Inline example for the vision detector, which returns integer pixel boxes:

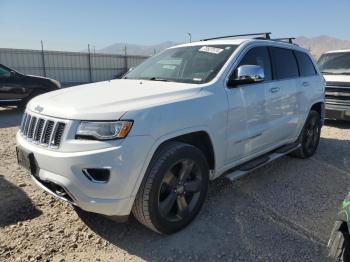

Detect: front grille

[325,84,350,106]
[20,113,66,149]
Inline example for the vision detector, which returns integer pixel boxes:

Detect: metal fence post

[88,44,93,83]
[41,40,46,77]
[124,45,128,73]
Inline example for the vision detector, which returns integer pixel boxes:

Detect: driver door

[225,46,275,162]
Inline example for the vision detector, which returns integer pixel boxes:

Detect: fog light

[82,168,110,183]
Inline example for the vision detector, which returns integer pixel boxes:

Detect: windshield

[125,45,238,84]
[318,52,350,75]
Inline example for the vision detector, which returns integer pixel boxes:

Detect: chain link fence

[0,48,148,87]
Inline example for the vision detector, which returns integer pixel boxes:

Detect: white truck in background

[318,50,350,121]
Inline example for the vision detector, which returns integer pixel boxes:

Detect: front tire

[132,142,209,234]
[290,110,321,159]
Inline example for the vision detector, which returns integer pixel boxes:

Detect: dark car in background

[0,64,61,108]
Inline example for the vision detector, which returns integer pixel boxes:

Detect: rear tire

[290,110,321,159]
[132,142,209,234]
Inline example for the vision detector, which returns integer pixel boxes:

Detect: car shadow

[0,175,42,227]
[315,134,350,173]
[76,208,168,260]
[0,107,23,128]
[324,119,350,129]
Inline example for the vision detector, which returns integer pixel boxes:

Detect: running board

[226,143,300,182]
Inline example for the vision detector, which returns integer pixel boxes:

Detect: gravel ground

[0,107,349,262]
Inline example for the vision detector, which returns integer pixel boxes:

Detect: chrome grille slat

[43,121,54,145]
[32,118,40,141]
[23,115,32,136]
[34,119,45,142]
[40,120,49,144]
[48,122,58,148]
[52,123,65,147]
[27,117,37,139]
[19,112,66,149]
[20,113,27,132]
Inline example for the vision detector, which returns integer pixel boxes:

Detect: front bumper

[325,103,350,121]
[16,132,154,216]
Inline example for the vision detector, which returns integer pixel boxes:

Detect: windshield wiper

[147,77,171,82]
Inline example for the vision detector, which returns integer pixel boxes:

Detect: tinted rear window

[295,51,316,77]
[270,47,299,80]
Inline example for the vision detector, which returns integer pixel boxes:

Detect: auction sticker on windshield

[199,46,223,54]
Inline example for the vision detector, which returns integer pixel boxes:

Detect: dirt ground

[0,107,349,262]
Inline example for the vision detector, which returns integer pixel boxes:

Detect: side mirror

[228,65,265,87]
[9,71,16,78]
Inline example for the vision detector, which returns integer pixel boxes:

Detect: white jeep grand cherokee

[16,33,325,234]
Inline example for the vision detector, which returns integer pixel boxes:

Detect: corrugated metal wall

[0,48,148,86]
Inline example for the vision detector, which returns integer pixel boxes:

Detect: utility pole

[187,33,192,43]
[41,40,46,77]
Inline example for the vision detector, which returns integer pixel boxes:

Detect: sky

[1,0,350,51]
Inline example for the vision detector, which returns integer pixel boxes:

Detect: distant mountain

[95,36,350,59]
[295,36,350,59]
[98,41,180,56]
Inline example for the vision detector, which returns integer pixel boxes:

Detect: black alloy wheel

[158,159,203,222]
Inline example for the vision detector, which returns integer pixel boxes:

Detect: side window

[295,51,317,77]
[270,47,299,80]
[237,46,272,81]
[0,67,11,79]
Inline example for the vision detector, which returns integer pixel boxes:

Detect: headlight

[76,121,133,140]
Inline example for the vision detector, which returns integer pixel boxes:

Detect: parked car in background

[16,33,325,234]
[318,50,350,121]
[0,64,61,108]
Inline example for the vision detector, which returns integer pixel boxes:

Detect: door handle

[302,81,310,87]
[269,87,280,93]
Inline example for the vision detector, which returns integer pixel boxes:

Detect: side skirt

[226,142,300,182]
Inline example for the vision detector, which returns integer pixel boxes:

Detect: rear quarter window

[270,47,299,80]
[295,51,317,77]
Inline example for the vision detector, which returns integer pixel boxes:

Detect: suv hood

[27,79,201,120]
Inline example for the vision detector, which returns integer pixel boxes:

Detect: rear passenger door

[294,51,322,132]
[267,47,300,143]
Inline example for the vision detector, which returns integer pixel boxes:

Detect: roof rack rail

[200,32,271,41]
[273,37,296,44]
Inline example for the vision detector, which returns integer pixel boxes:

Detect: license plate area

[16,147,37,176]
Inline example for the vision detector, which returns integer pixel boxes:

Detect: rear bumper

[325,103,350,121]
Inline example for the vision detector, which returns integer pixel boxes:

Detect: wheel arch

[131,128,216,197]
[310,101,325,124]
